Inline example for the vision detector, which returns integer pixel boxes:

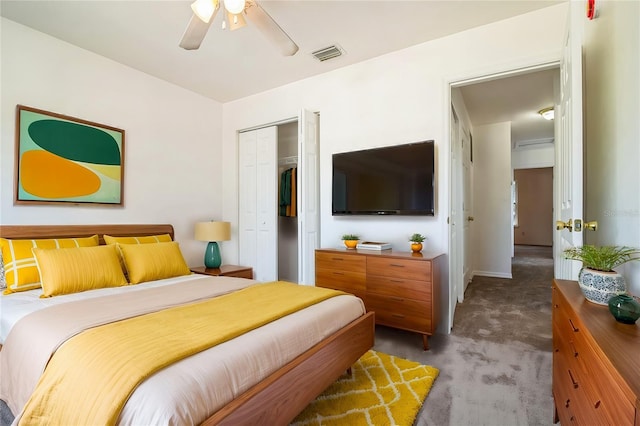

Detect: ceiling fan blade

[245,2,298,56]
[179,9,219,50]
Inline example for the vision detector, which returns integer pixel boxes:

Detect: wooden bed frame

[0,223,375,425]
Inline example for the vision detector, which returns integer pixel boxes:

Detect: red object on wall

[587,0,597,20]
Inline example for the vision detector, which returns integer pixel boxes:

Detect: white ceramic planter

[578,267,626,305]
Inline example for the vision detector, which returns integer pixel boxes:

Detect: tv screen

[332,140,435,216]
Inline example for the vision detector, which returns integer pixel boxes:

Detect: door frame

[444,55,561,333]
[236,110,320,284]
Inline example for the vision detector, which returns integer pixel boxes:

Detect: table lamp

[194,221,231,268]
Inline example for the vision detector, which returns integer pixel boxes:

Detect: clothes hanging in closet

[279,167,297,217]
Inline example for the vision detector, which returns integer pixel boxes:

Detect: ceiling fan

[179,0,299,56]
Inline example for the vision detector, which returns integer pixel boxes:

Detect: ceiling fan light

[191,0,217,23]
[538,107,554,120]
[227,11,246,30]
[224,0,245,15]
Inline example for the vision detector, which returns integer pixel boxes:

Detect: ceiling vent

[311,45,344,62]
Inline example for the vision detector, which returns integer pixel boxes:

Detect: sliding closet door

[297,110,319,285]
[239,127,278,281]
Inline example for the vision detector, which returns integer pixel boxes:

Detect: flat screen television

[332,140,435,216]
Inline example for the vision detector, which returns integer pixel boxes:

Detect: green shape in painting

[28,119,121,165]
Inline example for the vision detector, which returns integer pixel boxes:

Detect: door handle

[467,216,474,221]
[584,221,598,231]
[556,219,573,232]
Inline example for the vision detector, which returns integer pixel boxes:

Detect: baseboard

[472,270,513,279]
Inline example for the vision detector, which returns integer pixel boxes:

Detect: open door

[461,127,473,293]
[554,3,584,280]
[448,106,462,330]
[297,109,319,285]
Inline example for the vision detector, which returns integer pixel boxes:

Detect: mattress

[0,275,366,425]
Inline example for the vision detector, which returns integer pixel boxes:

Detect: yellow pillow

[103,234,172,245]
[118,242,190,285]
[104,234,173,275]
[33,245,127,298]
[1,235,99,294]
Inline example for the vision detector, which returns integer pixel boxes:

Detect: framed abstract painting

[14,105,125,206]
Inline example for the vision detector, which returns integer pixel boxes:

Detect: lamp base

[204,241,222,268]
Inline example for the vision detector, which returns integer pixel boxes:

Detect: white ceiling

[458,68,558,145]
[1,0,561,141]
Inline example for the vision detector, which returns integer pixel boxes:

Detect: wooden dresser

[315,248,444,350]
[552,279,640,425]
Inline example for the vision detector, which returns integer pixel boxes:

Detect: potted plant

[409,233,426,253]
[341,234,360,249]
[563,245,640,305]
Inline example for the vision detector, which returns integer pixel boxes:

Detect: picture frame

[14,105,125,206]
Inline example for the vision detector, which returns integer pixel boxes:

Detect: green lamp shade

[204,241,222,268]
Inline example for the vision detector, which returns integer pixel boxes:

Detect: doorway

[513,167,553,247]
[237,110,319,285]
[448,65,559,332]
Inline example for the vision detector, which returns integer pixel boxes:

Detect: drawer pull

[331,257,344,261]
[568,370,578,389]
[565,399,570,408]
[594,400,601,409]
[391,313,405,319]
[569,341,578,357]
[568,319,579,332]
[390,279,404,283]
[389,263,405,268]
[390,297,405,302]
[333,272,345,276]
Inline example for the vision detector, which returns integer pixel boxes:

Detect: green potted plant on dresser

[409,233,425,253]
[563,245,640,305]
[341,234,359,249]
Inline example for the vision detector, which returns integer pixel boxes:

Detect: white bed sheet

[0,274,206,343]
[1,276,366,425]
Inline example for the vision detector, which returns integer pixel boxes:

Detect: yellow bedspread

[19,281,344,425]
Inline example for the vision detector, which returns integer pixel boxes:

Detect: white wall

[0,18,224,266]
[221,4,568,330]
[472,123,513,278]
[581,0,640,294]
[222,4,568,256]
[512,145,555,169]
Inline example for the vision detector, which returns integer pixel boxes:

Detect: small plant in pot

[409,233,426,253]
[563,245,640,305]
[341,234,360,249]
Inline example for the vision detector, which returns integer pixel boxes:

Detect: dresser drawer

[568,324,636,425]
[553,352,600,426]
[367,275,431,302]
[316,269,365,294]
[366,294,431,332]
[315,252,366,273]
[367,257,431,281]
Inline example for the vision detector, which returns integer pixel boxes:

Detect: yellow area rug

[291,350,439,426]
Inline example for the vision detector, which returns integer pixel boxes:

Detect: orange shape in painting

[21,150,101,198]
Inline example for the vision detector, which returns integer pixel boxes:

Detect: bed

[0,224,375,425]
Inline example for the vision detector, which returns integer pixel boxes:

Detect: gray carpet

[374,244,554,426]
[0,245,554,425]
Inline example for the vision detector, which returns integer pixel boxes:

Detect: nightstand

[190,265,253,279]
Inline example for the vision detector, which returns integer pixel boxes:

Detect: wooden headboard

[0,224,175,245]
